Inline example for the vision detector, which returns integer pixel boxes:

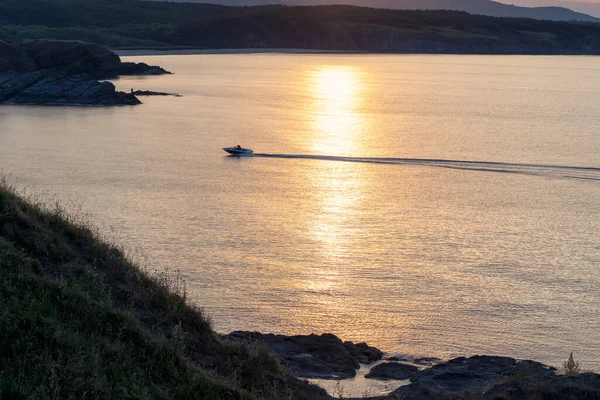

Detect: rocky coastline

[133,90,181,97]
[0,40,171,106]
[224,331,600,399]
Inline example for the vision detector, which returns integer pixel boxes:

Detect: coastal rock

[365,362,419,380]
[17,40,172,78]
[0,40,171,106]
[389,355,558,398]
[343,341,383,364]
[483,372,600,400]
[119,62,171,76]
[0,41,35,72]
[220,331,600,400]
[0,71,44,102]
[19,40,122,78]
[224,331,376,379]
[133,90,181,97]
[412,356,442,366]
[1,72,140,105]
[411,356,555,390]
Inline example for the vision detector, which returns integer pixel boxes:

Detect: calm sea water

[1,54,599,373]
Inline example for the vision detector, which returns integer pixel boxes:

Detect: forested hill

[3,0,600,54]
[151,0,600,23]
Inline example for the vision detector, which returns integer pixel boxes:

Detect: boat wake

[252,153,600,182]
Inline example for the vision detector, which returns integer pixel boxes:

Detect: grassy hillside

[0,179,327,400]
[2,0,600,53]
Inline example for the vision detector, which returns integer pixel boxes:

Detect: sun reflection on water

[305,66,367,259]
[310,67,363,155]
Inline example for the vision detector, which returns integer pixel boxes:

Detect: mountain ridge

[146,0,600,22]
[4,1,600,54]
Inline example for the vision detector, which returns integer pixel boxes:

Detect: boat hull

[223,147,254,156]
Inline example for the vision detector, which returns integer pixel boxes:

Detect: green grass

[0,179,313,400]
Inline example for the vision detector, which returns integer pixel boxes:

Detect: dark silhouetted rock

[224,331,373,379]
[0,40,171,106]
[389,355,561,398]
[19,40,122,78]
[0,41,35,73]
[119,62,171,76]
[224,331,600,400]
[365,362,419,380]
[412,357,442,366]
[483,381,528,400]
[343,341,383,364]
[0,72,140,105]
[0,71,43,102]
[133,90,181,97]
[482,371,600,400]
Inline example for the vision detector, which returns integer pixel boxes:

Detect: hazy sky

[498,0,599,3]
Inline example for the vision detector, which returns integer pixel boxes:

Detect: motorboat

[223,145,254,156]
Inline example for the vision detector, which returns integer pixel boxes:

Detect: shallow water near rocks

[309,360,414,398]
[0,54,598,384]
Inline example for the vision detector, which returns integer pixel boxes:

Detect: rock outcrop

[386,355,591,399]
[343,341,384,364]
[365,362,419,380]
[222,332,600,399]
[0,41,35,72]
[119,62,171,77]
[224,331,383,379]
[0,40,170,106]
[380,357,600,400]
[407,356,556,391]
[133,90,181,97]
[0,72,140,106]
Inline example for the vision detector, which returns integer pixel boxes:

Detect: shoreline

[112,47,600,57]
[113,48,362,56]
[0,41,172,106]
[222,331,599,399]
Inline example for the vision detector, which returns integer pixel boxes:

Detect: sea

[1,53,598,394]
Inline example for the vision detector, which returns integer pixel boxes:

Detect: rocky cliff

[0,40,170,106]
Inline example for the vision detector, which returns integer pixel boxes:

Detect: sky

[497,0,600,17]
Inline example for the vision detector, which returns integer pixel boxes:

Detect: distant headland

[0,40,171,106]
